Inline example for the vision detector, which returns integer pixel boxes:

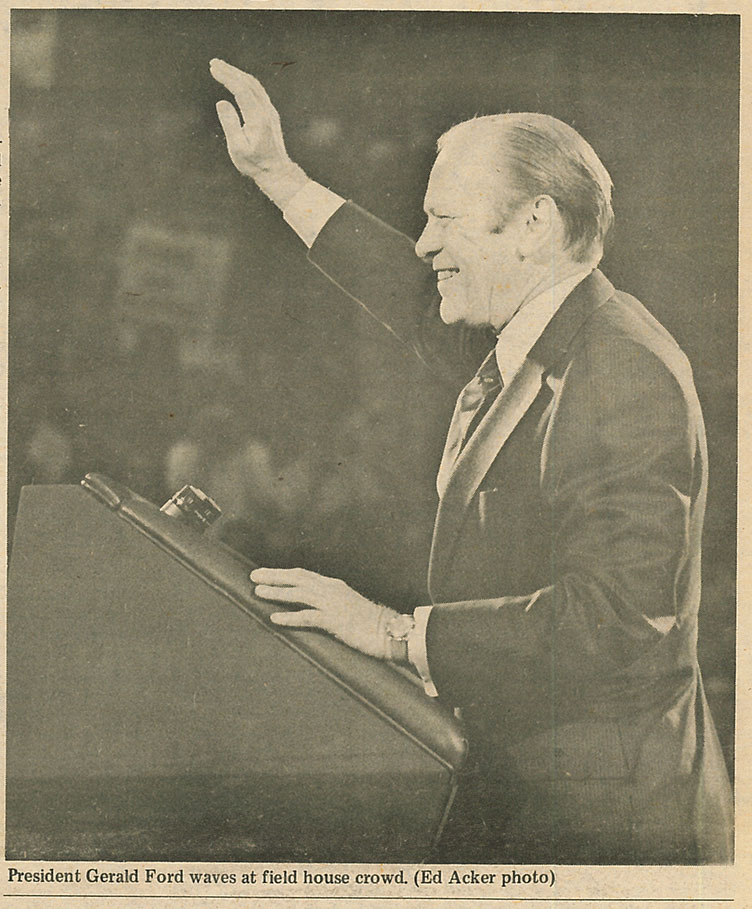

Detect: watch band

[384,612,415,664]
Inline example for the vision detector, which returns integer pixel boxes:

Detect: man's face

[415,142,528,331]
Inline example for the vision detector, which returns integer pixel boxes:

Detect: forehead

[424,136,506,215]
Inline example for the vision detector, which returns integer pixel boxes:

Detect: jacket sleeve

[307,200,493,385]
[424,331,703,711]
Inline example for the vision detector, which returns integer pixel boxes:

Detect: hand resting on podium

[251,566,408,664]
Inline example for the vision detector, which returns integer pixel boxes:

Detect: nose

[415,220,441,260]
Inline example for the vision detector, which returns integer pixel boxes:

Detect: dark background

[9,10,738,768]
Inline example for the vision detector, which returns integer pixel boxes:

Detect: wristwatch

[384,612,415,664]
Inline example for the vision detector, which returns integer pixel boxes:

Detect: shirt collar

[494,269,593,385]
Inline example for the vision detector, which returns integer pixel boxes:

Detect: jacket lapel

[427,268,616,600]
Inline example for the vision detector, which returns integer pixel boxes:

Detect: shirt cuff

[283,180,346,248]
[409,606,438,698]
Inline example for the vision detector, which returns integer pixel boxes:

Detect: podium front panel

[7,482,466,862]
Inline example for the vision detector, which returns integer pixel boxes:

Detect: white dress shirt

[283,180,591,696]
[284,181,346,248]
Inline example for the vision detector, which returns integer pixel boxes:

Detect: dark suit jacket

[307,201,733,864]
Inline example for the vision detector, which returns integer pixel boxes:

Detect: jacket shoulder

[571,289,696,395]
[550,288,706,457]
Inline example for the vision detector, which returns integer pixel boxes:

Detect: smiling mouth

[435,268,459,282]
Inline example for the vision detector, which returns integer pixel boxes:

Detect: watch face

[386,614,415,641]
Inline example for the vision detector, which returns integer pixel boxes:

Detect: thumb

[216,100,246,151]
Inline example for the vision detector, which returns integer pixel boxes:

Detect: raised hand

[210,58,307,205]
[251,566,397,660]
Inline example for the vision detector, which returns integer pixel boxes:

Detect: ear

[516,195,559,258]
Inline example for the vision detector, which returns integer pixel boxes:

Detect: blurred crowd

[10,311,441,606]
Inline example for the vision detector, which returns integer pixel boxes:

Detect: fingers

[252,568,323,609]
[210,58,271,115]
[270,610,323,629]
[254,584,312,604]
[210,58,263,95]
[251,567,319,586]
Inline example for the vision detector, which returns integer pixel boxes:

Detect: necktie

[436,351,503,498]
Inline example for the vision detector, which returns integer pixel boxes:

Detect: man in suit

[210,59,733,864]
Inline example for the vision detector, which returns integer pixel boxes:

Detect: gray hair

[438,113,614,264]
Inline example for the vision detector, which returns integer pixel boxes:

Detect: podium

[7,476,467,862]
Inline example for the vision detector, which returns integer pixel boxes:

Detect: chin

[438,303,460,325]
[439,295,482,327]
[438,292,464,324]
